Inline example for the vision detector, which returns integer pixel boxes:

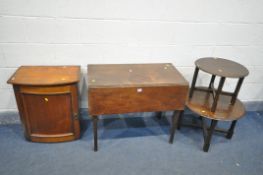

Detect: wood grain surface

[7,66,80,86]
[88,63,189,115]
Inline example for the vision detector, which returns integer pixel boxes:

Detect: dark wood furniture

[7,66,81,143]
[177,57,249,152]
[88,63,189,151]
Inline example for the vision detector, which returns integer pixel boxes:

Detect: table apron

[88,86,188,115]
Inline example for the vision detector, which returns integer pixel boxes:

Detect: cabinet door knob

[44,98,49,102]
[73,113,78,120]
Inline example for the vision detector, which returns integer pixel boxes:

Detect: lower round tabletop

[186,89,246,121]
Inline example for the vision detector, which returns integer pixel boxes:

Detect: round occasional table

[183,57,249,152]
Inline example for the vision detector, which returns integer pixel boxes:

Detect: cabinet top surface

[195,57,249,78]
[88,63,189,88]
[7,66,80,86]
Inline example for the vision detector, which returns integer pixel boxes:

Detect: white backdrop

[0,0,263,111]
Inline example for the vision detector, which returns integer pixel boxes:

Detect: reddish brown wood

[88,63,188,88]
[182,58,249,152]
[88,63,189,151]
[8,66,80,143]
[186,88,246,121]
[89,86,188,115]
[88,63,189,115]
[195,57,249,78]
[7,66,80,86]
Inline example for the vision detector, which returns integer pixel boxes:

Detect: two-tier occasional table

[7,66,81,143]
[177,57,249,152]
[88,63,189,151]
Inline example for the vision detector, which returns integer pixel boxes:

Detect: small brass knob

[44,98,48,102]
[73,113,78,120]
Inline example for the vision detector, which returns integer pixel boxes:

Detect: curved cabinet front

[14,84,80,143]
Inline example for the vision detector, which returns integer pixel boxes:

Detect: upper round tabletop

[195,57,249,78]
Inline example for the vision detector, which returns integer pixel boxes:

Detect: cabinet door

[20,86,78,142]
